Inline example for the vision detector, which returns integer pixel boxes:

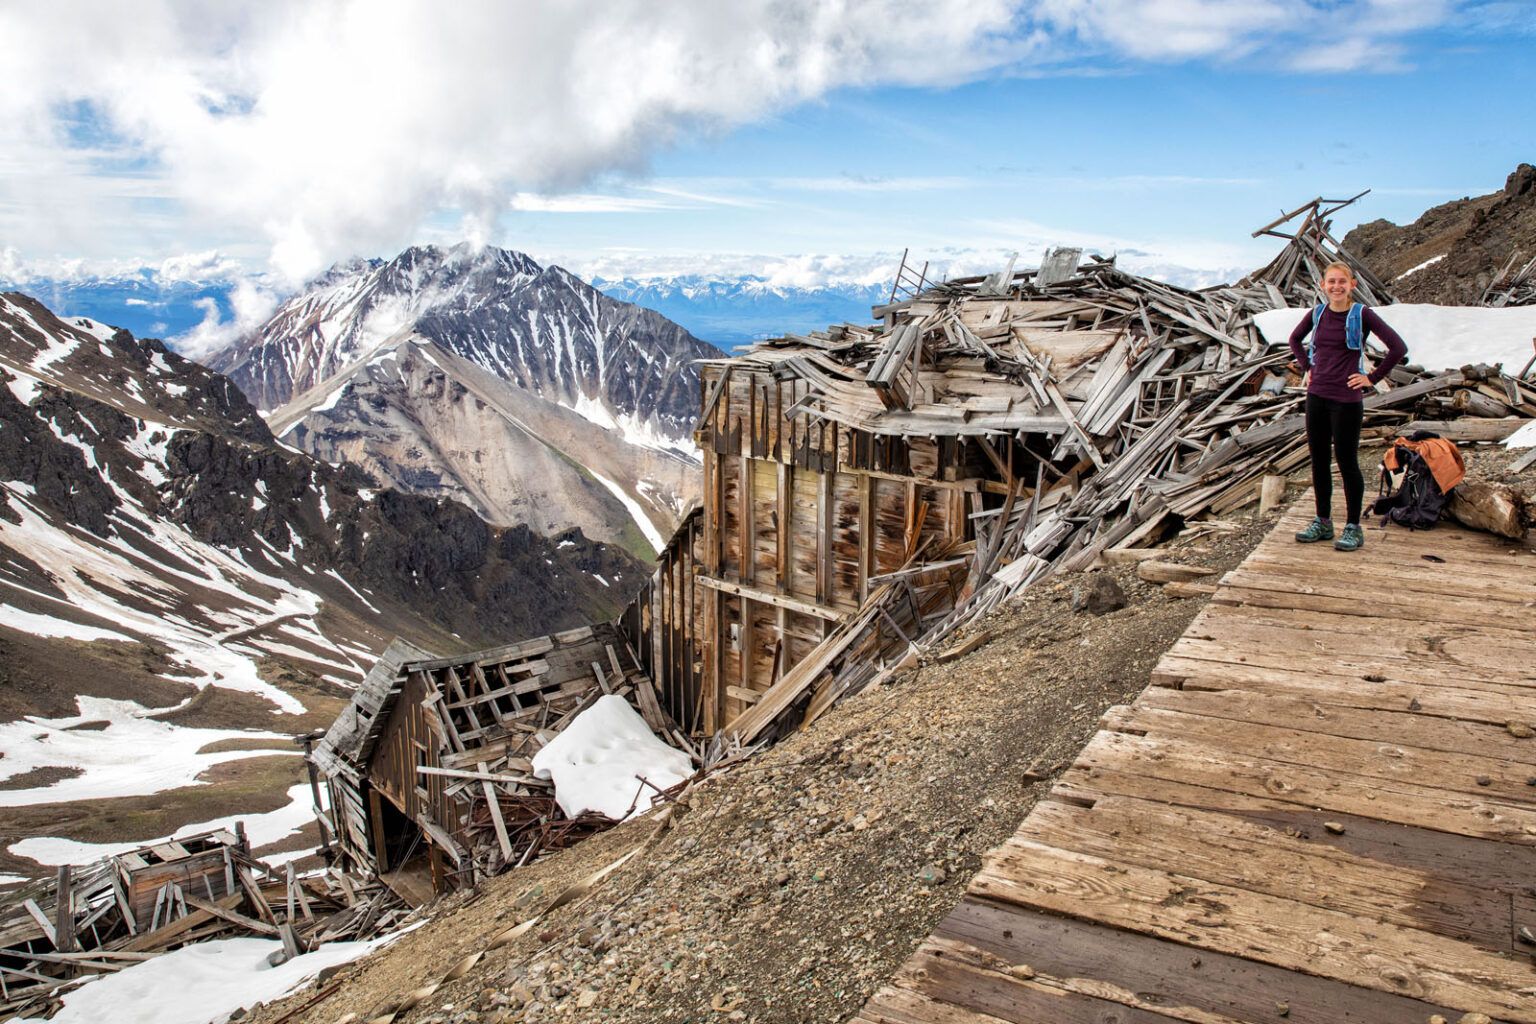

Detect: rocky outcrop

[1344,163,1536,305]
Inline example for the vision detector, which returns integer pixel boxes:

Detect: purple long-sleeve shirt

[1288,305,1408,403]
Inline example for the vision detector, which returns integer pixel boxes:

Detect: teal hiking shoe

[1294,517,1334,543]
[1334,523,1365,552]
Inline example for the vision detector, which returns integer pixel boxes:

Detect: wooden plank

[1102,702,1536,804]
[1177,602,1536,675]
[1072,727,1536,844]
[1153,655,1536,726]
[883,943,1191,1024]
[120,892,244,952]
[21,900,55,946]
[182,893,279,936]
[1056,763,1536,896]
[1026,795,1517,949]
[1137,685,1536,765]
[479,762,514,862]
[53,866,74,953]
[972,839,1536,1021]
[934,898,1464,1024]
[1215,579,1535,630]
[695,573,847,622]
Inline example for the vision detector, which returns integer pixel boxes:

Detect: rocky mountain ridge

[211,244,718,555]
[1345,162,1536,305]
[0,291,640,659]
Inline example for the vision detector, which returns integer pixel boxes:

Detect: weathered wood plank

[972,839,1536,1021]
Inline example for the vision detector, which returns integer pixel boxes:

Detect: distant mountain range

[592,276,888,350]
[0,267,890,356]
[0,271,241,341]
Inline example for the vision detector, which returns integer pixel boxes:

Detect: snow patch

[5,371,40,405]
[1395,253,1446,281]
[0,696,294,811]
[531,695,692,820]
[1505,420,1536,449]
[0,604,133,642]
[14,933,401,1024]
[1255,304,1536,374]
[12,783,314,866]
[589,468,664,552]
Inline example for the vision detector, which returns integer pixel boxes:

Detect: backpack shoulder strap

[1308,303,1324,363]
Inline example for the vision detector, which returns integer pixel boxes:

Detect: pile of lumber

[0,827,405,1020]
[1482,250,1536,307]
[719,195,1536,742]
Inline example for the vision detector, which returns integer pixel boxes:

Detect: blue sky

[1,0,1532,311]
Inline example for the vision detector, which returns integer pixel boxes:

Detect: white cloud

[0,1,1035,282]
[173,278,283,359]
[0,1,1462,284]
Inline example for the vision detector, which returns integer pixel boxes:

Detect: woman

[1287,261,1408,551]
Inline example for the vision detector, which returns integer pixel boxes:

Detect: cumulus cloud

[0,1,1458,283]
[173,278,283,360]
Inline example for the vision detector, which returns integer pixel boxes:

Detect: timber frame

[310,625,674,897]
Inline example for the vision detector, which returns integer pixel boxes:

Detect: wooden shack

[310,625,677,900]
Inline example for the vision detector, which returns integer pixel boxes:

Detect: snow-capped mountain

[210,244,720,556]
[0,291,641,875]
[593,275,888,350]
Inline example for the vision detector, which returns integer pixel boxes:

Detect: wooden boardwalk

[857,499,1536,1024]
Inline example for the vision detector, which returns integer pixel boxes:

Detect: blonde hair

[1321,261,1356,282]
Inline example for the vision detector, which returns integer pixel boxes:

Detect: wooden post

[298,731,332,857]
[1259,474,1287,514]
[54,866,75,953]
[479,762,514,862]
[368,788,391,873]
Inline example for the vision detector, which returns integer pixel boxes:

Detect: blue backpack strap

[1348,302,1365,374]
[1308,303,1324,365]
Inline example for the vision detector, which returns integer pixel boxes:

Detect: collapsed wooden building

[309,192,1536,903]
[624,195,1536,746]
[309,624,678,900]
[0,827,401,1020]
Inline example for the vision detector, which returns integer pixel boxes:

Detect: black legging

[1305,394,1364,523]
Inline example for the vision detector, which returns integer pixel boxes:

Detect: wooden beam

[183,893,279,936]
[479,761,514,862]
[53,866,75,953]
[695,574,848,622]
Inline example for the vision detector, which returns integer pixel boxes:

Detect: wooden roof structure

[310,623,683,894]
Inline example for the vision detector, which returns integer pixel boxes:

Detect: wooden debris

[1137,561,1219,585]
[618,190,1536,749]
[1162,581,1219,599]
[0,828,407,1021]
[1447,480,1530,539]
[935,631,993,664]
[310,625,689,897]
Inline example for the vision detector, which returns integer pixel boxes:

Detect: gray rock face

[207,244,718,553]
[211,243,719,435]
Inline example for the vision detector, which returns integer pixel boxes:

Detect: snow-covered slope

[0,291,641,875]
[211,244,717,554]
